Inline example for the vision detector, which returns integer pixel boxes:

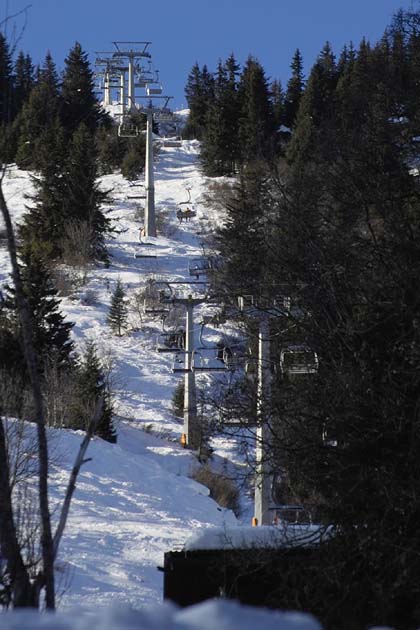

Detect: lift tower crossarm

[112,41,152,57]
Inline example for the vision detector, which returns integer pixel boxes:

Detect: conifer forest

[2,6,420,630]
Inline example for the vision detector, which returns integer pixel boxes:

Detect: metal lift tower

[111,41,152,111]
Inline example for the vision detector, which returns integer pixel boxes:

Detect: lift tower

[138,95,173,237]
[238,296,277,526]
[111,41,152,111]
[95,55,127,111]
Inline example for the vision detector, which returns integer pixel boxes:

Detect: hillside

[0,138,253,610]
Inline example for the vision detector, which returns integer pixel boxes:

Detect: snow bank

[184,525,331,551]
[0,600,322,630]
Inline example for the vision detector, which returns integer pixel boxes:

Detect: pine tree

[60,42,102,137]
[271,79,284,130]
[61,122,110,261]
[184,63,214,139]
[286,43,338,166]
[237,56,276,164]
[14,52,61,170]
[71,341,116,442]
[19,117,68,260]
[107,279,128,336]
[0,296,25,375]
[0,33,13,124]
[201,57,240,176]
[13,51,34,117]
[217,162,270,296]
[283,49,305,129]
[2,251,74,373]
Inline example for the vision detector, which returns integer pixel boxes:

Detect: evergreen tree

[184,63,214,139]
[107,279,128,336]
[286,43,338,166]
[19,117,68,260]
[96,126,127,174]
[3,252,74,373]
[61,122,110,261]
[237,56,276,164]
[201,56,240,176]
[60,41,102,137]
[13,51,34,117]
[0,33,13,124]
[283,49,305,129]
[71,341,117,442]
[217,162,270,296]
[271,79,284,130]
[14,52,61,170]
[0,295,24,375]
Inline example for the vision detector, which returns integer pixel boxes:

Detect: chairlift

[136,73,154,88]
[188,256,220,278]
[134,246,157,259]
[164,138,182,147]
[189,257,210,277]
[179,187,192,206]
[177,207,196,223]
[134,232,157,259]
[143,299,169,316]
[270,505,313,526]
[172,351,191,374]
[237,295,256,312]
[154,108,173,122]
[279,344,319,375]
[146,84,163,96]
[143,281,169,315]
[156,330,185,353]
[118,121,139,138]
[191,347,231,373]
[158,286,174,304]
[163,137,182,148]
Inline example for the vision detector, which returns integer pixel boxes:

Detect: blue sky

[2,0,416,109]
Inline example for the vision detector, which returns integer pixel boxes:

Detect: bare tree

[0,166,103,609]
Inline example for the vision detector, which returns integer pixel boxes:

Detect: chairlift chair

[270,505,313,526]
[188,257,212,277]
[143,283,169,314]
[118,123,139,138]
[177,207,196,222]
[146,84,163,96]
[172,351,191,374]
[191,347,231,373]
[163,138,182,148]
[179,187,192,206]
[134,246,157,259]
[156,330,185,353]
[279,345,319,375]
[143,300,169,316]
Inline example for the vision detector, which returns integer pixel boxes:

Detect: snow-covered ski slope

[0,139,249,609]
[0,136,328,630]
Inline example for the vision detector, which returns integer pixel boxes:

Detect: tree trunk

[0,419,37,608]
[0,174,55,609]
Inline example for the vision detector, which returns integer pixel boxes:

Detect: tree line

[187,8,420,629]
[0,37,129,608]
[184,48,304,175]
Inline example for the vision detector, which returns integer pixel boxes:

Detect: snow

[0,139,323,628]
[0,599,322,630]
[184,524,331,551]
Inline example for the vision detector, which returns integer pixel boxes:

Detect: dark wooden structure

[162,546,321,609]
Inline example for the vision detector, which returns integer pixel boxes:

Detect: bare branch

[52,398,104,559]
[0,5,32,54]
